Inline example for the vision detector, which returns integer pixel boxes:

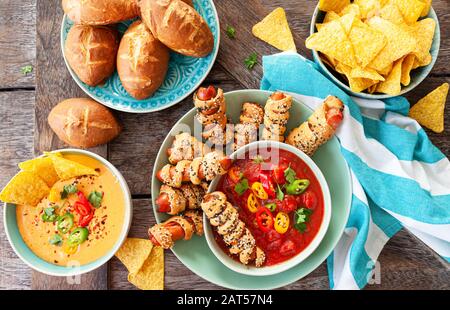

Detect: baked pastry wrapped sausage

[156,182,208,215]
[148,210,203,249]
[233,102,264,150]
[166,133,210,164]
[156,152,231,188]
[286,96,344,156]
[117,20,170,100]
[262,92,292,142]
[201,191,266,267]
[139,0,214,57]
[194,86,233,145]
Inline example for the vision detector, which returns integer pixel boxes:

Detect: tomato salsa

[215,148,324,266]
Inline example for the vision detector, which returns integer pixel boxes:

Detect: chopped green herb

[293,208,313,233]
[60,184,78,199]
[226,25,236,39]
[284,165,297,184]
[20,65,33,75]
[234,178,249,195]
[276,184,284,201]
[42,207,57,222]
[49,234,63,246]
[252,155,264,164]
[88,191,103,208]
[244,53,258,69]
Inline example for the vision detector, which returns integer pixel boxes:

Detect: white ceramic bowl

[3,149,133,277]
[204,141,332,276]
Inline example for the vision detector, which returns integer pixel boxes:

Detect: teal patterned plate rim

[60,0,220,113]
[151,90,352,289]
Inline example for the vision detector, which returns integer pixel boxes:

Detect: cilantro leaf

[284,165,297,184]
[252,155,264,164]
[293,208,313,233]
[226,25,236,39]
[88,191,103,209]
[20,65,33,75]
[276,184,284,201]
[244,53,258,69]
[49,234,62,246]
[60,184,77,199]
[234,178,249,195]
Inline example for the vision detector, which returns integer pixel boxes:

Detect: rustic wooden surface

[0,0,449,290]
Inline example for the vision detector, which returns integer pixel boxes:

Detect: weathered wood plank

[34,0,108,290]
[0,91,34,290]
[0,0,36,88]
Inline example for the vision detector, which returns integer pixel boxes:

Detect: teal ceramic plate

[60,0,220,113]
[310,5,440,99]
[151,90,352,289]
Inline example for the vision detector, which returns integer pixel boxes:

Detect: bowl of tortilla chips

[1,149,132,276]
[308,0,440,99]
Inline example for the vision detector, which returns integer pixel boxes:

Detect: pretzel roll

[117,20,170,100]
[65,25,119,87]
[140,0,214,57]
[62,0,139,25]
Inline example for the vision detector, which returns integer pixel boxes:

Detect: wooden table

[0,0,449,290]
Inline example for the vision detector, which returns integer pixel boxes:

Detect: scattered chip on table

[0,171,49,206]
[116,238,154,275]
[252,7,297,52]
[128,246,164,290]
[409,83,448,133]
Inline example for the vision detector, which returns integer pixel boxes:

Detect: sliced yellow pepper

[48,187,60,203]
[251,182,268,200]
[63,243,78,255]
[247,193,260,213]
[274,212,290,234]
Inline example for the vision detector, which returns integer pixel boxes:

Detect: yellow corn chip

[401,54,416,86]
[409,83,448,133]
[321,53,338,68]
[379,3,406,25]
[350,67,385,81]
[306,19,357,68]
[390,0,425,25]
[338,12,356,34]
[419,0,432,17]
[376,57,404,95]
[19,156,59,187]
[367,17,416,72]
[319,0,350,12]
[324,11,341,23]
[349,18,387,68]
[128,246,164,290]
[408,18,436,65]
[340,3,361,17]
[50,155,98,180]
[0,171,49,206]
[354,0,381,19]
[368,84,379,94]
[116,238,154,275]
[337,62,378,92]
[252,8,296,52]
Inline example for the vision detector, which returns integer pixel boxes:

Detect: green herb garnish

[293,208,313,233]
[234,178,249,195]
[244,53,258,69]
[226,25,236,39]
[60,184,78,199]
[284,165,297,184]
[49,234,63,246]
[276,184,284,201]
[20,65,33,75]
[42,207,57,222]
[253,155,264,164]
[88,191,103,208]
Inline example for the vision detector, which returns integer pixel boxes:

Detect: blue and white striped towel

[261,52,450,290]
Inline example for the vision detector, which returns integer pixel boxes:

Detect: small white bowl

[204,141,332,276]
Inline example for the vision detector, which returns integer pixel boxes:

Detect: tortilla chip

[0,171,49,206]
[368,84,379,94]
[116,238,154,275]
[350,67,385,81]
[408,18,436,65]
[324,11,341,23]
[338,12,356,34]
[306,19,357,68]
[128,246,164,290]
[19,157,59,187]
[367,17,416,72]
[390,0,425,25]
[401,54,416,86]
[419,0,432,17]
[376,57,404,95]
[50,155,98,180]
[349,18,387,68]
[321,53,338,68]
[252,8,296,51]
[409,83,448,133]
[318,0,350,12]
[379,3,406,25]
[340,3,361,17]
[378,62,393,76]
[337,62,378,92]
[354,0,381,19]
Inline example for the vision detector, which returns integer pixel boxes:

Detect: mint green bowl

[3,149,133,277]
[151,90,352,289]
[310,5,440,99]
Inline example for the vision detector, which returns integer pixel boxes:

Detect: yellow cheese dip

[16,154,125,266]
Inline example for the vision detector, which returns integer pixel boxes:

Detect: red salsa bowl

[204,141,332,276]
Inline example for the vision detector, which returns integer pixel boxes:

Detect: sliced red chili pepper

[256,207,274,233]
[74,191,95,227]
[78,211,94,227]
[74,201,90,216]
[259,173,276,198]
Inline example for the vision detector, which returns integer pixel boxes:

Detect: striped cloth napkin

[261,52,450,289]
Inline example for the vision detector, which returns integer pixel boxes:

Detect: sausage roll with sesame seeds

[262,92,292,142]
[155,182,208,215]
[233,102,264,151]
[166,132,210,164]
[286,95,344,156]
